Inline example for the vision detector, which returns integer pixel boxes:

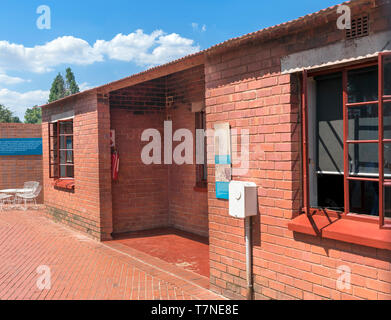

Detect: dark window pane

[316,72,344,173]
[384,55,391,96]
[66,166,74,178]
[349,180,379,216]
[385,103,391,140]
[66,136,73,149]
[60,165,66,178]
[385,143,391,178]
[68,151,73,163]
[349,143,378,176]
[348,66,378,103]
[317,174,344,211]
[60,165,74,178]
[60,151,73,164]
[60,136,66,149]
[59,121,73,134]
[60,136,73,150]
[60,151,65,164]
[348,104,378,141]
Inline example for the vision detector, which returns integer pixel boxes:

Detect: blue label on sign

[0,138,43,156]
[215,155,231,165]
[216,181,229,200]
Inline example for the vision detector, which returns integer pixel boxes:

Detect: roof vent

[346,15,369,40]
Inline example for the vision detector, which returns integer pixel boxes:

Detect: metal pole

[245,216,253,300]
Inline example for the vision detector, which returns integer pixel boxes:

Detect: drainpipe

[245,216,253,300]
[229,181,256,300]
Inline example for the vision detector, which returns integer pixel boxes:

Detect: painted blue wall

[0,138,43,156]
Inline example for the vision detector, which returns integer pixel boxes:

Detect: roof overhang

[39,52,204,109]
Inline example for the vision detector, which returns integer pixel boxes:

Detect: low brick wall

[0,123,43,203]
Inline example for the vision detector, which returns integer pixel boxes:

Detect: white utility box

[229,181,258,218]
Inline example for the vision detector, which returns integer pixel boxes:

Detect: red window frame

[48,119,74,179]
[48,121,58,179]
[195,110,207,189]
[301,53,391,230]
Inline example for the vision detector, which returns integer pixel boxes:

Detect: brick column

[97,92,113,240]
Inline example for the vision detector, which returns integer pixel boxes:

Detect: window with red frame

[49,120,74,179]
[302,53,391,228]
[195,110,207,188]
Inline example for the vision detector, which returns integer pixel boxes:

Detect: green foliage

[65,67,80,96]
[24,106,42,124]
[48,68,80,103]
[48,73,66,103]
[0,104,21,123]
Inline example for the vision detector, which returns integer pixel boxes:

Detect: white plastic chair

[23,181,40,193]
[0,194,13,211]
[15,185,42,211]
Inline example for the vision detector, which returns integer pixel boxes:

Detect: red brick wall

[110,79,169,233]
[167,66,209,237]
[110,112,169,234]
[0,123,43,203]
[97,92,114,240]
[205,0,391,300]
[42,91,113,240]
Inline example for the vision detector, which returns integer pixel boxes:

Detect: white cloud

[144,33,199,66]
[0,73,29,85]
[93,29,199,66]
[191,23,206,33]
[0,29,200,119]
[0,36,103,73]
[0,30,200,73]
[94,29,163,63]
[0,88,49,119]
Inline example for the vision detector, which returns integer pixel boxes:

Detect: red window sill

[288,214,391,251]
[52,179,75,191]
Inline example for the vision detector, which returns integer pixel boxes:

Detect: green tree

[24,106,42,124]
[65,67,80,96]
[0,104,21,123]
[48,73,66,103]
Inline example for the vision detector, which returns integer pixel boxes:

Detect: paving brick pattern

[0,210,222,300]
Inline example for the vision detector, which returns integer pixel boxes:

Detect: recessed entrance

[107,64,210,285]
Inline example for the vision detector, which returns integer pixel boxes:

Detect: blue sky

[0,0,341,120]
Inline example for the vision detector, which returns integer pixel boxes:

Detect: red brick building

[40,0,391,300]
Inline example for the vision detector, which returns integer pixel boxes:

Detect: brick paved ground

[0,210,223,300]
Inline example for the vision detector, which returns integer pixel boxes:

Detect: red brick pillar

[97,92,113,240]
